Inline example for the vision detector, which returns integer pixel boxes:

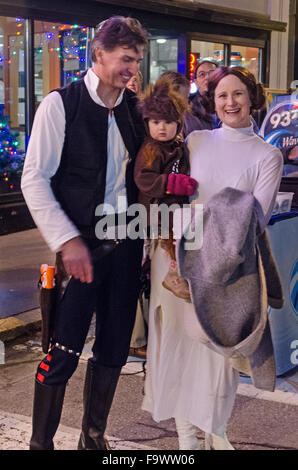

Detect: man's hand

[61,236,93,283]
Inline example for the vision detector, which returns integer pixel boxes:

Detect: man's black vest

[51,77,144,238]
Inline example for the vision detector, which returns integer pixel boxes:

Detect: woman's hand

[166,173,198,196]
[288,146,298,161]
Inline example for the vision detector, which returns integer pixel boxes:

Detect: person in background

[21,16,148,450]
[125,69,150,360]
[156,66,219,136]
[156,71,190,102]
[189,60,219,130]
[126,70,143,95]
[193,60,218,95]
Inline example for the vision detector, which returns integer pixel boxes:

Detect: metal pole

[24,18,34,149]
[224,43,231,67]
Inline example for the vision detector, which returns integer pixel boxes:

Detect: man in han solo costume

[21,16,148,450]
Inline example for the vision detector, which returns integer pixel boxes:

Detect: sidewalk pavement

[0,229,54,341]
[1,335,298,451]
[0,229,298,451]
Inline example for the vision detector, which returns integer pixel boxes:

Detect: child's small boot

[162,260,191,302]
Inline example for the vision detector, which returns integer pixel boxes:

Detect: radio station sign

[259,95,298,156]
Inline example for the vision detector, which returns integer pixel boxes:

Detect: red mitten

[166,173,198,196]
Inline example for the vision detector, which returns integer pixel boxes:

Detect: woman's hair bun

[253,82,266,110]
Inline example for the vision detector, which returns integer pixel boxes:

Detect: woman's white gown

[142,244,239,433]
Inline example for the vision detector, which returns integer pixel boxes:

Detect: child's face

[148,119,178,142]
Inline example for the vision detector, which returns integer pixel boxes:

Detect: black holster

[39,253,69,354]
[39,241,120,354]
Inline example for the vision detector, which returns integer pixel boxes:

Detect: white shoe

[175,418,201,450]
[205,424,234,450]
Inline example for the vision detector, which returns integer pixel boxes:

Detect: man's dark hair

[91,16,149,62]
[194,60,218,80]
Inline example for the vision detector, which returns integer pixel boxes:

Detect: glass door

[230,45,261,81]
[149,38,178,83]
[0,16,25,195]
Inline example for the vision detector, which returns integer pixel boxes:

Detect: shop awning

[0,0,287,33]
[95,0,287,32]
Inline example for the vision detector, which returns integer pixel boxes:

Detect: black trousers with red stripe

[36,238,143,386]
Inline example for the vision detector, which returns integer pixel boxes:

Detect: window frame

[187,32,268,85]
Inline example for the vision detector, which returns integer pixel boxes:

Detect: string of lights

[0,18,91,192]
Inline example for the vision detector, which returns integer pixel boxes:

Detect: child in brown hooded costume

[134,82,198,301]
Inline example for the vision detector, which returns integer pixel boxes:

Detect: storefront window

[190,40,224,93]
[149,38,178,83]
[34,21,93,109]
[190,40,261,91]
[0,16,25,195]
[230,45,260,80]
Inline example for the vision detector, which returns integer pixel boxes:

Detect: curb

[0,309,41,342]
[0,410,155,450]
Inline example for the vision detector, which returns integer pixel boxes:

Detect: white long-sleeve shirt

[21,68,129,252]
[187,122,283,228]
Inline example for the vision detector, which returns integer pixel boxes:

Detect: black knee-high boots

[29,358,121,450]
[78,358,121,450]
[29,380,66,450]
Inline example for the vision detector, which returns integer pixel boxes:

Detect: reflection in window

[34,21,93,109]
[230,46,260,80]
[149,39,178,83]
[191,40,224,66]
[190,41,261,92]
[0,16,25,195]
